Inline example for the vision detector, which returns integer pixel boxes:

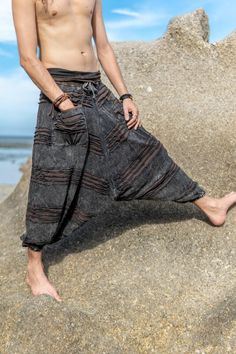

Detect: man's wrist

[119,93,133,102]
[53,92,71,107]
[58,98,75,111]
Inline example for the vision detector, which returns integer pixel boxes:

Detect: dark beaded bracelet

[119,93,133,102]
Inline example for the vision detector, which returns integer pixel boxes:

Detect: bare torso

[35,0,100,71]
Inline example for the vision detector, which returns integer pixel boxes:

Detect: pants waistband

[45,67,104,118]
[47,67,101,83]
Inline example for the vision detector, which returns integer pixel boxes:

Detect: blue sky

[0,0,236,136]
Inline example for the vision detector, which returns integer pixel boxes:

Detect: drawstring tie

[81,81,98,98]
[48,81,99,118]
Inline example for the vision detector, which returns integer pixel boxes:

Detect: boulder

[0,9,235,353]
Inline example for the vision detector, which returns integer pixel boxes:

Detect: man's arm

[11,0,73,111]
[92,0,130,97]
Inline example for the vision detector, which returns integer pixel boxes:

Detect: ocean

[0,136,33,185]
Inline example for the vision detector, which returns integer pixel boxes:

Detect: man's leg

[22,90,90,302]
[98,86,236,225]
[23,75,118,301]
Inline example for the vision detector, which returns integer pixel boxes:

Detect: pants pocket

[52,105,87,146]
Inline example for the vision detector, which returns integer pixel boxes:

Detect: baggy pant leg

[20,93,90,251]
[59,92,118,239]
[20,69,116,252]
[97,84,206,203]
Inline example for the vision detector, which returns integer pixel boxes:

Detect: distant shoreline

[0,143,33,148]
[0,136,33,184]
[0,135,33,149]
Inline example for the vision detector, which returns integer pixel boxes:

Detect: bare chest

[35,0,96,20]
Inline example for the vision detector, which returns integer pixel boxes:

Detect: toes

[26,277,63,302]
[32,288,62,302]
[45,292,62,302]
[52,290,63,301]
[49,289,63,302]
[56,296,63,302]
[227,191,236,196]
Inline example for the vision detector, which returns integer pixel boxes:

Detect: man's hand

[122,98,142,130]
[58,99,75,112]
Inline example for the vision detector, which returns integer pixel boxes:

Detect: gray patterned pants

[20,67,206,252]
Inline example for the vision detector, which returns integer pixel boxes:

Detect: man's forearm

[97,43,130,97]
[20,57,65,102]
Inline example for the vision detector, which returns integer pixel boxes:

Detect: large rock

[0,9,236,354]
[166,8,210,43]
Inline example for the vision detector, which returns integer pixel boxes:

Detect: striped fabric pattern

[20,68,206,252]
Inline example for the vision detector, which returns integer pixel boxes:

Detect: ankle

[193,195,218,210]
[27,247,42,257]
[27,258,44,271]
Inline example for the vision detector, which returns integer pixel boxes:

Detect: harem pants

[20,67,206,252]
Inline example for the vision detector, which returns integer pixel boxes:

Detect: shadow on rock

[42,199,206,271]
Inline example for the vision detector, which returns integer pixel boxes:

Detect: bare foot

[25,248,63,302]
[193,191,236,226]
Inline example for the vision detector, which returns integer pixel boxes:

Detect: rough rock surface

[0,8,236,354]
[0,184,15,203]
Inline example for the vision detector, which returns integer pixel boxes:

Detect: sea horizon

[0,135,33,185]
[0,134,33,147]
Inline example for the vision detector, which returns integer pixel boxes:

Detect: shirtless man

[12,0,236,302]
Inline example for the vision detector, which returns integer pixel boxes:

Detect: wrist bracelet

[119,93,133,102]
[53,93,65,106]
[53,93,71,107]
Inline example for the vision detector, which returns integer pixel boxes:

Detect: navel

[51,10,57,16]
